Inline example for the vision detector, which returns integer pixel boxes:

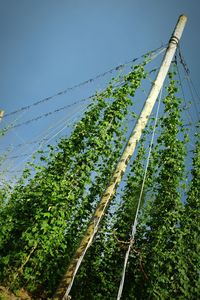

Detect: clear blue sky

[0,0,199,180]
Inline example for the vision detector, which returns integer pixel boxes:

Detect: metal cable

[3,45,166,119]
[117,87,163,300]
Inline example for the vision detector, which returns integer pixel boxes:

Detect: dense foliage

[132,72,189,299]
[0,63,147,297]
[181,133,200,298]
[0,64,199,300]
[70,71,200,300]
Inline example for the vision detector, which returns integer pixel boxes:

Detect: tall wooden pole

[53,14,187,300]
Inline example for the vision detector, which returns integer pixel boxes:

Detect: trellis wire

[117,86,163,300]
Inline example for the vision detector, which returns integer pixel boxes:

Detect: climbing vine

[181,131,200,299]
[132,70,190,299]
[0,62,147,297]
[70,138,148,299]
[69,69,199,300]
[0,61,199,300]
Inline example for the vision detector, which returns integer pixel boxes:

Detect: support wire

[117,86,163,300]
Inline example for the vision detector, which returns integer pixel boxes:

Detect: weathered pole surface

[53,14,187,300]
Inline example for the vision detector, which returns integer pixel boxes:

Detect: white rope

[117,87,163,300]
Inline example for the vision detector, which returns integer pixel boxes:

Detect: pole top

[0,110,4,119]
[179,14,187,21]
[169,14,187,46]
[178,15,188,26]
[177,14,188,27]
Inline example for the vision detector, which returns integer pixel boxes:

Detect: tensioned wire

[116,86,163,300]
[8,82,138,172]
[0,105,88,177]
[0,94,93,135]
[4,103,89,173]
[0,46,166,136]
[3,99,90,158]
[1,47,166,178]
[176,59,195,126]
[1,47,166,161]
[1,101,90,152]
[177,46,199,121]
[3,45,166,119]
[3,103,134,183]
[1,77,129,167]
[9,53,198,173]
[175,58,197,151]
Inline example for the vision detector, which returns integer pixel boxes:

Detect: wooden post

[53,15,187,300]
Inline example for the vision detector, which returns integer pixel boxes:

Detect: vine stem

[11,244,37,285]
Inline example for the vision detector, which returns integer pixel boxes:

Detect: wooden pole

[53,14,187,300]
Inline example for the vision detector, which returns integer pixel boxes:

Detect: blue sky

[0,0,199,180]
